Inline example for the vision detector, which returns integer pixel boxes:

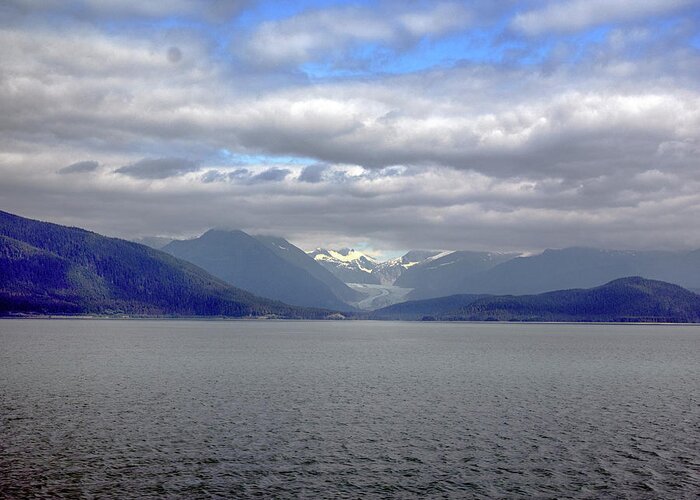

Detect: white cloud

[243,2,471,66]
[397,3,471,37]
[513,0,695,35]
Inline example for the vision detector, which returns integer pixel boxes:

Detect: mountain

[308,248,380,284]
[253,235,362,303]
[371,250,442,285]
[453,247,700,297]
[309,248,444,286]
[396,251,518,300]
[372,277,700,322]
[131,236,173,249]
[370,293,488,320]
[0,211,322,318]
[163,230,355,311]
[397,247,700,300]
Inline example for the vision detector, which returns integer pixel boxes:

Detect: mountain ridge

[455,247,700,297]
[371,277,700,322]
[164,230,356,311]
[396,250,518,299]
[308,248,444,285]
[0,211,325,318]
[254,235,362,303]
[308,248,381,284]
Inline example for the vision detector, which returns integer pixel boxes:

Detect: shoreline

[2,315,699,326]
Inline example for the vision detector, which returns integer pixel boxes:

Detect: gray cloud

[58,160,99,174]
[200,167,291,184]
[299,164,328,183]
[204,168,250,182]
[115,158,200,179]
[1,0,254,23]
[250,167,290,183]
[201,169,227,183]
[167,46,183,63]
[4,163,700,256]
[230,168,251,180]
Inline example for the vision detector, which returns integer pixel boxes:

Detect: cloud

[298,164,327,183]
[224,85,700,181]
[167,46,183,64]
[201,169,227,183]
[200,167,290,184]
[512,0,695,35]
[58,160,99,174]
[243,2,471,66]
[1,0,253,22]
[2,1,700,253]
[229,168,251,180]
[6,160,700,254]
[398,3,472,37]
[115,158,200,179]
[4,21,696,182]
[250,167,290,183]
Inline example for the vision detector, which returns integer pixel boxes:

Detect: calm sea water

[1,320,698,498]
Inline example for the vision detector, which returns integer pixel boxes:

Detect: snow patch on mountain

[423,250,455,263]
[323,248,378,264]
[308,248,444,285]
[308,248,380,284]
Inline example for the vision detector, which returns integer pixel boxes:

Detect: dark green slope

[370,293,488,320]
[0,211,324,318]
[372,277,700,322]
[0,235,85,314]
[164,230,355,311]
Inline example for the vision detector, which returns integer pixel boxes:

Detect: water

[1,320,698,498]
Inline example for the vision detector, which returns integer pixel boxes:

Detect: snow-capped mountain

[308,248,380,284]
[308,248,444,285]
[372,250,444,285]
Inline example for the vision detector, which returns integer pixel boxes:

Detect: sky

[1,0,699,258]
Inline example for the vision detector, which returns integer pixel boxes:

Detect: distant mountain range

[163,231,358,311]
[305,246,700,305]
[372,277,700,322]
[400,247,700,300]
[0,211,325,318]
[3,209,700,322]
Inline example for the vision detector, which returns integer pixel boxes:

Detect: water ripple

[1,320,699,498]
